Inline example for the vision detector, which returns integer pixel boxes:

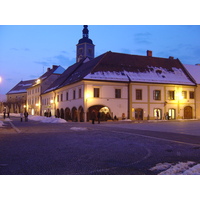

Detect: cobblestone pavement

[1,116,200,175]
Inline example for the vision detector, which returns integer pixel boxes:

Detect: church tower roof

[78,25,93,44]
[76,25,95,62]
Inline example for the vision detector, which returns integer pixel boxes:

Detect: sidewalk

[1,113,200,136]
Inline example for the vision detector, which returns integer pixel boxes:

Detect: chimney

[147,50,152,57]
[169,56,174,59]
[47,67,51,72]
[52,65,58,69]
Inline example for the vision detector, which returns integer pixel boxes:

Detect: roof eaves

[177,59,197,86]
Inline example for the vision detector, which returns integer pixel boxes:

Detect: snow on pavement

[1,113,67,124]
[0,118,12,127]
[150,161,200,175]
[70,127,88,131]
[28,115,67,123]
[0,121,4,127]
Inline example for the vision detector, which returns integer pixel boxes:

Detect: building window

[57,95,59,102]
[94,88,100,98]
[153,90,161,100]
[168,108,176,120]
[66,92,69,101]
[115,89,121,98]
[73,90,76,99]
[61,94,63,101]
[136,89,142,100]
[182,91,187,99]
[79,88,82,98]
[154,108,162,120]
[189,91,195,99]
[88,48,92,55]
[168,91,175,100]
[79,48,83,54]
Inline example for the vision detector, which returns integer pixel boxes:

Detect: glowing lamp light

[85,92,92,99]
[36,103,39,107]
[50,99,54,104]
[179,95,183,100]
[177,92,183,101]
[36,79,41,84]
[0,76,2,83]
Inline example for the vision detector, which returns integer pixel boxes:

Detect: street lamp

[0,77,2,113]
[177,92,183,119]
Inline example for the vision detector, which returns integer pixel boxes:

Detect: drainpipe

[126,75,131,119]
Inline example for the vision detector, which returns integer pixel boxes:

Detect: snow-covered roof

[184,64,200,84]
[83,52,195,85]
[6,79,36,95]
[43,51,195,94]
[85,66,194,85]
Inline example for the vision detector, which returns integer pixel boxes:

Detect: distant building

[26,65,65,115]
[184,64,200,119]
[6,79,36,113]
[0,94,7,112]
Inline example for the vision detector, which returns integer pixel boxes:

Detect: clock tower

[76,25,95,62]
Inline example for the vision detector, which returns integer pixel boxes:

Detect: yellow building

[41,51,196,122]
[184,64,200,119]
[26,65,65,115]
[6,79,36,113]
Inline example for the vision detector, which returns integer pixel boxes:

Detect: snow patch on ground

[0,121,5,127]
[70,127,88,131]
[4,118,12,122]
[28,115,67,123]
[150,161,200,175]
[120,119,132,122]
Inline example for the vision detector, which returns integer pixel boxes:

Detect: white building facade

[40,26,196,122]
[41,80,128,122]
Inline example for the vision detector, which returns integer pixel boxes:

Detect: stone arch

[87,105,112,122]
[60,108,64,119]
[65,107,71,121]
[78,106,84,122]
[72,107,78,122]
[56,109,60,118]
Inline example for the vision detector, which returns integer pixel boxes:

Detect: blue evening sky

[0,25,200,94]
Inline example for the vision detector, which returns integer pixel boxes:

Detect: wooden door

[135,108,143,120]
[184,106,192,119]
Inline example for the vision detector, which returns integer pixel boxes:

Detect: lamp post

[50,99,54,116]
[177,92,183,119]
[35,103,39,115]
[0,77,2,113]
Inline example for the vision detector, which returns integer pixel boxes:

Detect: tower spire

[83,25,89,38]
[76,25,95,62]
